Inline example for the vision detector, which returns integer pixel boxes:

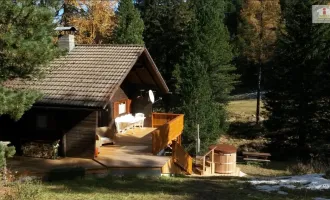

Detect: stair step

[195,167,203,175]
[195,166,211,175]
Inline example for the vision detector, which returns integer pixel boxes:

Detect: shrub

[0,142,16,183]
[48,167,85,181]
[288,159,329,175]
[3,180,43,200]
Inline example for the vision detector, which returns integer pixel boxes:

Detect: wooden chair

[135,113,145,128]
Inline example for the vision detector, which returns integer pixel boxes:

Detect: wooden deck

[191,167,245,177]
[7,127,173,176]
[96,127,171,168]
[7,156,105,175]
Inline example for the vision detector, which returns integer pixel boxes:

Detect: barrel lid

[209,144,237,154]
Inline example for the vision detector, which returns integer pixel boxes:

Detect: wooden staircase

[195,147,216,175]
[151,113,192,175]
[172,141,193,174]
[195,147,242,176]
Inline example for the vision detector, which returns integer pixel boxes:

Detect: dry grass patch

[227,100,266,122]
[238,161,291,177]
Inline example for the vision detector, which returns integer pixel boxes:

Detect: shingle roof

[4,45,147,108]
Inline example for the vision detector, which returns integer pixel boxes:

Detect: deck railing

[151,113,181,128]
[200,146,216,175]
[172,141,193,174]
[151,113,184,155]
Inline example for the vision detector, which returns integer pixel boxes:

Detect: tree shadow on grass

[227,121,265,140]
[45,176,271,200]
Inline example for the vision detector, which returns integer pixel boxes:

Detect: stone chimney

[55,27,77,52]
[58,34,75,52]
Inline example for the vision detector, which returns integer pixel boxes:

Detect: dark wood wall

[99,87,130,136]
[111,87,129,102]
[65,111,97,158]
[0,108,97,159]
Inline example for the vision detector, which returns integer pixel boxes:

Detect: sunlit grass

[2,175,330,200]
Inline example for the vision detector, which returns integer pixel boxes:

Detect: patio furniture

[115,114,138,133]
[134,113,145,128]
[114,113,147,133]
[96,127,114,146]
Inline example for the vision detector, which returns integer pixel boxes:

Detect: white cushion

[100,136,113,144]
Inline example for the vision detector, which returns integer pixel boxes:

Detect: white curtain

[119,103,126,114]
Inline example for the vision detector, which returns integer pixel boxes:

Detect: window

[113,99,131,118]
[36,115,47,129]
[119,102,126,115]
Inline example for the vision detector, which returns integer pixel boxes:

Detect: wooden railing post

[211,149,215,174]
[198,147,217,175]
[203,156,205,172]
[151,113,154,128]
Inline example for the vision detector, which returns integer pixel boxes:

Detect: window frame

[113,99,131,119]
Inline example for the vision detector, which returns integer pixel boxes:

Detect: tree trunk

[63,3,69,26]
[256,0,264,125]
[256,64,262,124]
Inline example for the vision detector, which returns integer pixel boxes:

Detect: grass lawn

[238,161,292,177]
[2,175,330,200]
[227,99,262,116]
[227,99,266,122]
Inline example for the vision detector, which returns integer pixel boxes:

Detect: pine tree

[237,0,281,124]
[0,0,60,120]
[113,0,144,44]
[264,0,330,159]
[175,0,237,153]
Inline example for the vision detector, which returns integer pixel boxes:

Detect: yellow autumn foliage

[240,0,281,64]
[68,0,117,44]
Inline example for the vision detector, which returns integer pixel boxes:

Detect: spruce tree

[175,0,237,153]
[0,0,60,120]
[113,0,144,44]
[264,0,330,159]
[139,0,192,94]
[189,0,237,104]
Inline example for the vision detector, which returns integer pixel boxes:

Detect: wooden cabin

[0,37,192,176]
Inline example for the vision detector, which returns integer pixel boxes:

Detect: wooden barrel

[209,144,237,174]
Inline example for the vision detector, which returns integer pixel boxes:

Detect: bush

[3,180,43,200]
[48,167,85,181]
[288,160,329,175]
[0,142,16,183]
